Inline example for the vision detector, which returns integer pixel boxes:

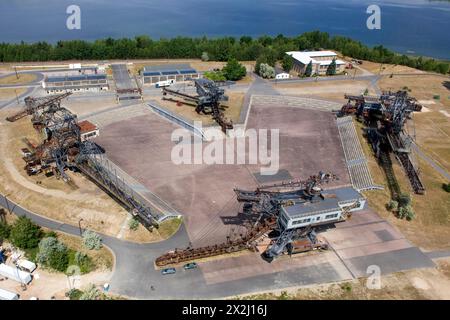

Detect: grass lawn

[353,118,450,250]
[0,73,37,85]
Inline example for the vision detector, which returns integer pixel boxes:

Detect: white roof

[303,51,337,57]
[286,52,313,65]
[286,51,340,65]
[319,59,346,66]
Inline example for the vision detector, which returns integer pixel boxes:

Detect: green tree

[387,200,398,211]
[10,216,42,249]
[36,237,69,272]
[201,51,209,62]
[222,58,247,81]
[82,230,102,250]
[0,222,11,240]
[259,63,275,79]
[282,54,294,72]
[397,193,411,207]
[305,61,313,77]
[326,58,337,75]
[128,218,139,231]
[398,205,415,221]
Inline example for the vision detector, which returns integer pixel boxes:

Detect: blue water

[1,0,449,59]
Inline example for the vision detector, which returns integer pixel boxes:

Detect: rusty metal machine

[7,93,163,227]
[155,172,346,267]
[162,78,233,132]
[339,90,424,195]
[6,92,73,123]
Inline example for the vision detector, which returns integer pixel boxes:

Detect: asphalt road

[0,194,354,299]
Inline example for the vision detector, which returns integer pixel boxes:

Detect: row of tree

[0,216,101,273]
[0,31,448,74]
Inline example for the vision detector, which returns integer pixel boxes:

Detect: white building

[286,50,346,75]
[275,73,290,80]
[42,68,109,94]
[278,187,366,230]
[78,120,99,142]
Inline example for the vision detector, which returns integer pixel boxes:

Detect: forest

[0,31,448,74]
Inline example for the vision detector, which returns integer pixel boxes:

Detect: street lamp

[78,218,84,236]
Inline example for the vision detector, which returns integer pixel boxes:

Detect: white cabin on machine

[279,186,365,230]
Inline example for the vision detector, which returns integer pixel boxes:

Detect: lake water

[1,0,449,59]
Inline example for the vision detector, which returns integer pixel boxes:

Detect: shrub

[398,205,415,221]
[278,291,289,300]
[67,288,83,300]
[36,237,69,272]
[128,218,139,231]
[203,71,226,82]
[45,231,58,239]
[0,222,11,240]
[386,200,398,211]
[79,284,101,300]
[397,193,411,207]
[82,230,102,250]
[442,183,450,193]
[9,216,43,249]
[73,251,94,274]
[404,206,416,221]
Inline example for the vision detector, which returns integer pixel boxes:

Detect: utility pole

[15,89,20,105]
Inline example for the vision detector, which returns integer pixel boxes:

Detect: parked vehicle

[155,79,175,88]
[183,262,198,270]
[161,267,176,275]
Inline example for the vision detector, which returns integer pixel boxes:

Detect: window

[293,218,311,225]
[325,213,339,220]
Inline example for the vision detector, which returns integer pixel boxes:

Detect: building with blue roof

[42,73,109,94]
[141,64,202,85]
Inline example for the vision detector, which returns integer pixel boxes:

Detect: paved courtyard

[94,96,350,246]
